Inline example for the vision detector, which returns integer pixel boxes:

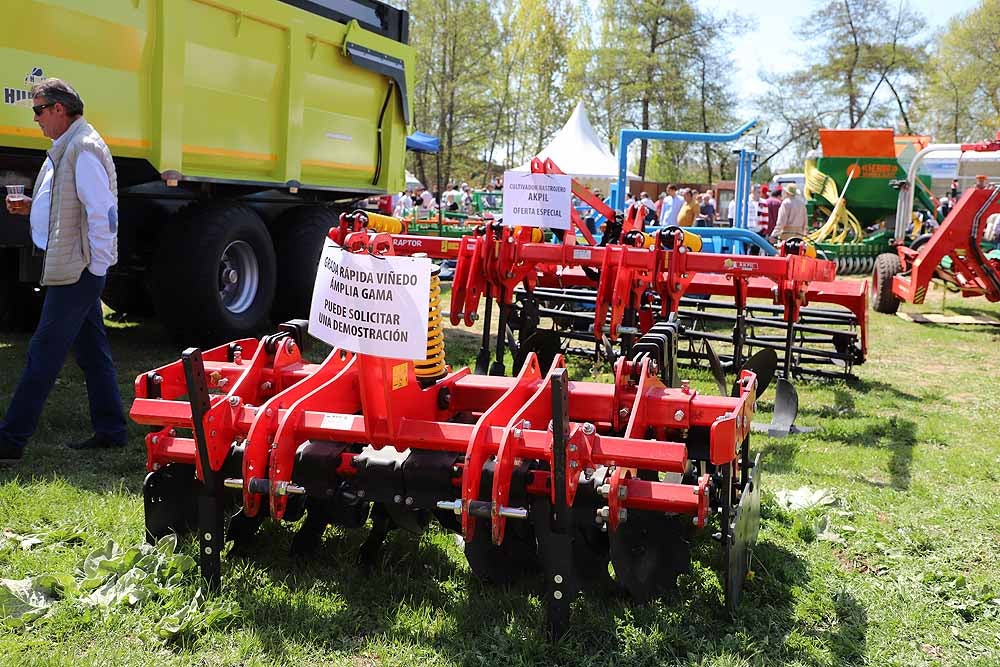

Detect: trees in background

[915,0,1000,142]
[405,0,740,189]
[754,0,927,171]
[405,0,995,189]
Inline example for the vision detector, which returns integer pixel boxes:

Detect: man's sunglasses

[32,103,55,116]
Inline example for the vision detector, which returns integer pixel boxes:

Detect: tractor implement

[332,209,865,434]
[872,135,1000,314]
[131,231,763,639]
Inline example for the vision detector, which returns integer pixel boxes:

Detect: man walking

[0,79,127,466]
[770,183,808,242]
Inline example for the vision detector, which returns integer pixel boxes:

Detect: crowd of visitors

[627,183,799,242]
[390,175,818,248]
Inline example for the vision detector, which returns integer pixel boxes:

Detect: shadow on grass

[201,514,818,665]
[947,305,1000,320]
[813,417,918,490]
[843,377,921,403]
[829,589,868,666]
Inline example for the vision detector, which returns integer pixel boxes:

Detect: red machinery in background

[874,135,1000,313]
[335,207,867,436]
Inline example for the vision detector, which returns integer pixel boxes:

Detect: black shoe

[0,439,23,467]
[66,433,127,450]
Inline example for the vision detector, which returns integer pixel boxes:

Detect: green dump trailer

[0,0,413,341]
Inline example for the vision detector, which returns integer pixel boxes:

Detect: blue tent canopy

[406,131,440,153]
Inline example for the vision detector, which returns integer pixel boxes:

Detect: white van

[770,173,806,198]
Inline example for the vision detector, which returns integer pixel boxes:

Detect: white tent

[405,170,422,189]
[513,101,637,180]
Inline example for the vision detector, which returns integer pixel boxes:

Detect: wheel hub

[218,240,260,314]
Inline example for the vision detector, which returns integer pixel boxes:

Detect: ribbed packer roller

[131,235,763,640]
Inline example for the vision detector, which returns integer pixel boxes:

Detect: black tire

[871,253,902,314]
[101,199,166,318]
[271,205,338,323]
[152,200,276,344]
[909,233,933,253]
[0,251,44,331]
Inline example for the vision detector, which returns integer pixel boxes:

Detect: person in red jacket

[763,186,783,237]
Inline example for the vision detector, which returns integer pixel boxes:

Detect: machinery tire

[909,233,933,253]
[102,273,151,318]
[271,205,338,323]
[152,200,276,344]
[101,199,166,318]
[871,253,902,314]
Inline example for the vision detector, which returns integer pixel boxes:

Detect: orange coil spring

[414,265,447,383]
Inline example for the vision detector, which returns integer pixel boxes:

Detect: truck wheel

[871,253,902,314]
[102,274,152,318]
[102,199,165,318]
[152,201,276,344]
[0,253,44,331]
[271,206,338,323]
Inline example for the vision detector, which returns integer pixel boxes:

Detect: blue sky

[701,0,980,94]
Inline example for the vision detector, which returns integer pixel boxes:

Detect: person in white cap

[770,183,808,241]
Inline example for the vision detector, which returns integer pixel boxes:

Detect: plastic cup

[5,184,24,201]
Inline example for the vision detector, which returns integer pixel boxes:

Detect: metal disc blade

[724,478,760,610]
[734,348,777,397]
[704,340,728,396]
[609,512,691,602]
[463,520,539,586]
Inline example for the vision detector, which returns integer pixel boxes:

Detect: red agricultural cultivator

[132,231,764,639]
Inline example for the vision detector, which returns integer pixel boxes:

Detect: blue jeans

[0,269,126,450]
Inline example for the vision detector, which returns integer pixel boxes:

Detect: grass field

[1,281,999,666]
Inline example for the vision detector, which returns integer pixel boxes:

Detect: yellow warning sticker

[392,363,409,390]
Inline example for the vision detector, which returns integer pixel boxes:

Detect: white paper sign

[309,243,431,360]
[502,170,572,229]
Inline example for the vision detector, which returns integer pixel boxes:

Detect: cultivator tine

[490,295,510,376]
[291,501,333,556]
[359,504,394,567]
[181,348,225,591]
[474,294,494,375]
[536,368,576,640]
[752,377,815,438]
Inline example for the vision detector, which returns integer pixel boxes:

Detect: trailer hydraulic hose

[372,81,395,185]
